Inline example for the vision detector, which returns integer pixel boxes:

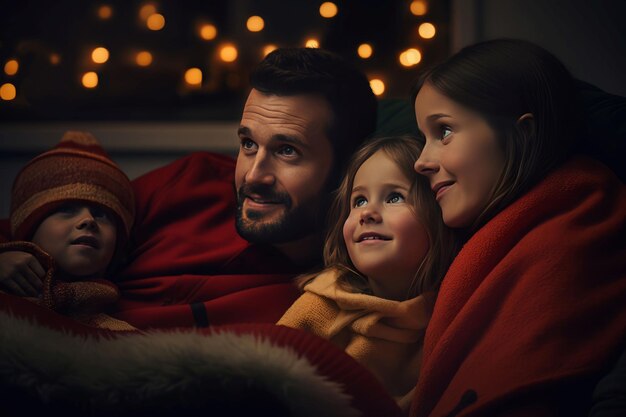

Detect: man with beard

[104,48,376,329]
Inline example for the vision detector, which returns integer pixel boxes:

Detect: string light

[98,5,113,20]
[50,53,61,65]
[369,79,385,96]
[136,51,153,66]
[4,59,19,76]
[357,44,373,59]
[82,72,99,88]
[418,22,436,39]
[147,13,165,30]
[139,4,156,21]
[399,48,422,67]
[0,83,16,101]
[263,44,278,57]
[92,47,110,64]
[185,68,202,86]
[305,38,319,48]
[410,0,428,16]
[319,2,338,18]
[246,16,264,32]
[199,24,217,40]
[219,44,238,62]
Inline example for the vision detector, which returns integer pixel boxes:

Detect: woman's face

[413,83,505,228]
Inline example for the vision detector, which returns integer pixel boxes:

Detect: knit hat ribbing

[9,131,135,242]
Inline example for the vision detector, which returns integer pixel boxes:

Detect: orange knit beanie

[9,131,135,242]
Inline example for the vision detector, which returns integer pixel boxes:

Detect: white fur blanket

[0,311,360,417]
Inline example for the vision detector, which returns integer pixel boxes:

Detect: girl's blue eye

[353,196,367,208]
[387,192,405,204]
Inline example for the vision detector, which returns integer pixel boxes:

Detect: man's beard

[235,182,326,244]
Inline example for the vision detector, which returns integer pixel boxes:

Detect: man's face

[235,89,334,244]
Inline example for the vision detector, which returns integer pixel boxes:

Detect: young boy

[0,131,136,331]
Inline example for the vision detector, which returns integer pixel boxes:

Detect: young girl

[411,39,626,417]
[278,136,458,412]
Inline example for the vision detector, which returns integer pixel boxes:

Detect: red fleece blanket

[410,156,626,417]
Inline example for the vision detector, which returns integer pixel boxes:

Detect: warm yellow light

[136,51,153,66]
[219,45,238,62]
[410,0,428,16]
[305,39,319,48]
[185,68,203,86]
[263,44,278,57]
[92,47,110,64]
[147,13,165,30]
[357,43,373,59]
[50,53,61,65]
[0,83,16,101]
[369,79,385,96]
[4,60,18,76]
[246,16,264,32]
[82,72,99,88]
[419,22,436,39]
[319,2,338,18]
[199,24,217,40]
[98,5,113,20]
[139,4,156,20]
[399,48,422,67]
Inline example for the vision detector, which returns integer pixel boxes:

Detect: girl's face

[413,83,505,228]
[343,150,429,301]
[32,203,117,279]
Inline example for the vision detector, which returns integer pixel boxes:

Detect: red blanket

[410,156,626,417]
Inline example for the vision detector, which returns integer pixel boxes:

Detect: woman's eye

[353,196,367,208]
[387,192,405,204]
[441,126,452,140]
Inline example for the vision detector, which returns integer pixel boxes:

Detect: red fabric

[112,152,303,329]
[410,157,626,417]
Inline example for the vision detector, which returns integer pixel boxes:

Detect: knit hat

[9,131,135,242]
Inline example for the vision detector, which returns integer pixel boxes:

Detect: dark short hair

[412,38,584,230]
[250,48,378,186]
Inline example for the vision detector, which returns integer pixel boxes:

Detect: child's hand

[0,251,45,297]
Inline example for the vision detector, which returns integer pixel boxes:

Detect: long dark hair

[412,39,584,231]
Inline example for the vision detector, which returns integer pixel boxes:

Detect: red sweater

[111,152,304,329]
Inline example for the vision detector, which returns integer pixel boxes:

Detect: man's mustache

[237,183,292,209]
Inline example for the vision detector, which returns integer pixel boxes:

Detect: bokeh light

[319,2,338,18]
[139,4,156,21]
[0,83,17,100]
[49,53,61,65]
[410,1,428,16]
[82,72,99,88]
[4,60,19,76]
[136,51,153,66]
[357,44,373,59]
[92,47,110,64]
[305,38,319,48]
[147,13,165,30]
[369,79,385,96]
[219,44,238,62]
[246,16,264,32]
[185,68,203,86]
[263,44,278,57]
[418,22,436,39]
[98,5,113,20]
[199,24,217,40]
[399,48,422,67]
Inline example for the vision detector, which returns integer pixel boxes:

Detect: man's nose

[245,150,276,186]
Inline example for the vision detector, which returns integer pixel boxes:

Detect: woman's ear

[517,113,535,134]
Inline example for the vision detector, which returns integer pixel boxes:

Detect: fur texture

[0,311,358,417]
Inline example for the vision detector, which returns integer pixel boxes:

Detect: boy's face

[32,203,117,279]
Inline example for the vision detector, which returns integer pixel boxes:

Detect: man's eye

[353,196,367,208]
[278,145,298,156]
[241,139,256,150]
[387,192,405,204]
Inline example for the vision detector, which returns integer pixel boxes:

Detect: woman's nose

[414,149,439,175]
